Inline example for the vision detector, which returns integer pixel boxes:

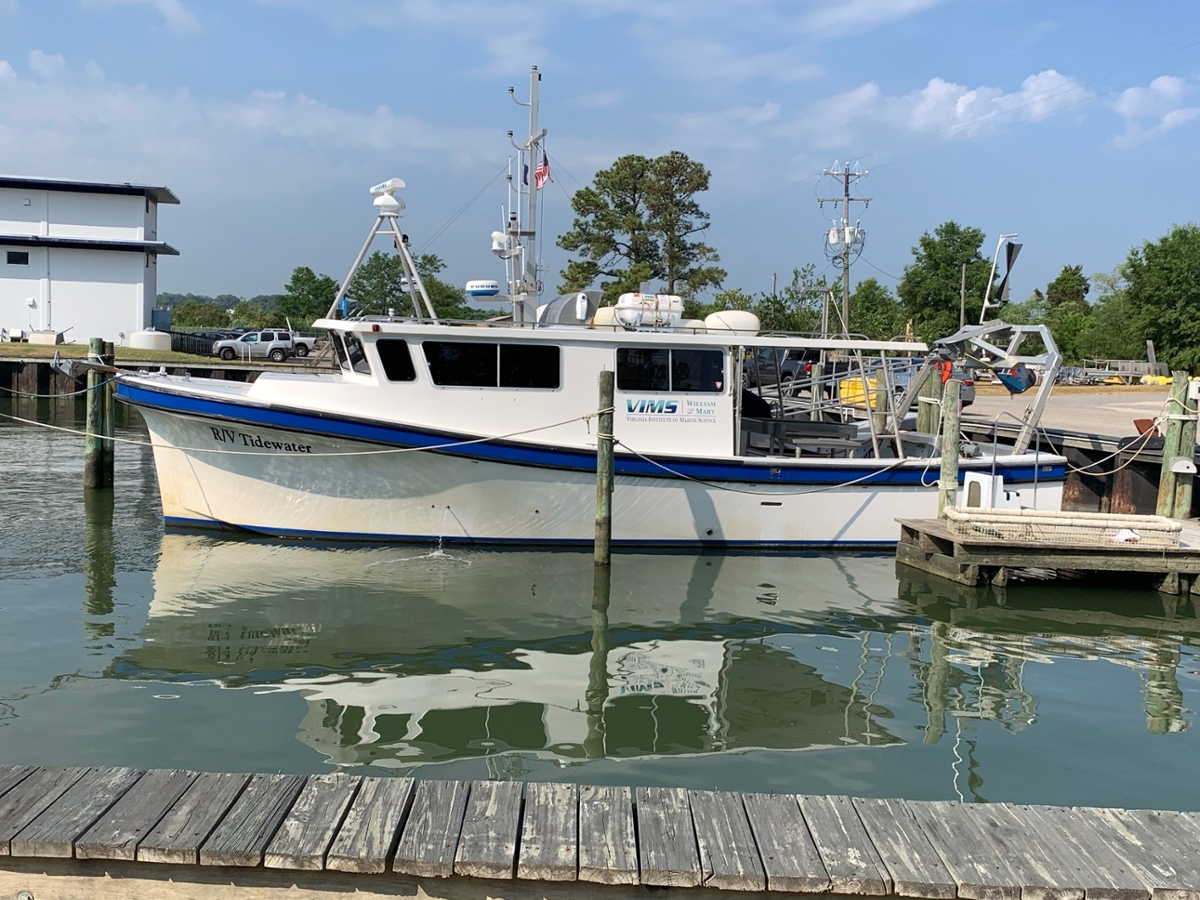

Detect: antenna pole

[521,66,542,324]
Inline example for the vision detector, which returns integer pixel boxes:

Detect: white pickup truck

[289,334,318,357]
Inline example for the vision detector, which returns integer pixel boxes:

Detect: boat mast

[508,66,546,324]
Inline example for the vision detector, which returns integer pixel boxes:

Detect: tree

[171,300,229,328]
[1045,264,1089,312]
[229,300,267,329]
[1123,224,1200,370]
[896,222,993,341]
[278,267,339,328]
[685,265,828,333]
[345,251,483,320]
[558,151,724,302]
[849,278,904,341]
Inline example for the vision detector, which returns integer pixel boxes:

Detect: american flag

[534,152,551,190]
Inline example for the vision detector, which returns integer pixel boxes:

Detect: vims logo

[626,399,679,414]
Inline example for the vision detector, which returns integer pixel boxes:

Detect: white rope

[2,375,120,399]
[0,408,601,458]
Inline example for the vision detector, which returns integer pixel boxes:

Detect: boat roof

[312,317,929,353]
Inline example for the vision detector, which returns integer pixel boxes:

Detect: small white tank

[129,329,172,352]
[704,310,760,333]
[591,306,623,330]
[678,319,708,332]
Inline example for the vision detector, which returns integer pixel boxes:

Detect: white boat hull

[137,405,1063,548]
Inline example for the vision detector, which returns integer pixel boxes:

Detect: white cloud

[800,0,952,36]
[28,50,66,79]
[78,0,201,35]
[1112,76,1200,148]
[574,90,621,109]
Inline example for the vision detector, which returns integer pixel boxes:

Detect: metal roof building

[0,176,179,344]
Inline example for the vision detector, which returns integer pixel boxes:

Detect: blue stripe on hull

[163,515,900,550]
[119,380,1066,486]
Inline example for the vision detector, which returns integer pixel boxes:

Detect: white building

[0,176,179,344]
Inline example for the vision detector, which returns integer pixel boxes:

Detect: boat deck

[1,765,1199,899]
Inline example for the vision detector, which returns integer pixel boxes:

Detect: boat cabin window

[423,341,560,389]
[330,331,372,375]
[376,339,417,382]
[616,347,723,393]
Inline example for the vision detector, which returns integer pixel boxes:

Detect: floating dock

[896,517,1200,594]
[0,765,1199,899]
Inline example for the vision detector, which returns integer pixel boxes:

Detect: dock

[896,516,1200,593]
[1,765,1199,899]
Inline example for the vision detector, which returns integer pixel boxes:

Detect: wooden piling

[1156,371,1190,518]
[594,370,615,566]
[936,379,961,517]
[1173,376,1197,518]
[102,340,116,477]
[83,337,107,489]
[916,365,942,436]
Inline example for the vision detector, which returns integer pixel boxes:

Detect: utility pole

[818,163,870,335]
[959,264,967,329]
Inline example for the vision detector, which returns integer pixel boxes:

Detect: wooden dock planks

[325,776,413,874]
[10,766,143,858]
[517,781,577,882]
[198,773,306,868]
[578,784,638,885]
[0,764,1196,900]
[137,771,249,865]
[636,786,701,888]
[263,773,360,871]
[76,769,199,861]
[392,778,470,878]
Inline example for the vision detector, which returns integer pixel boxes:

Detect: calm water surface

[1,396,1198,807]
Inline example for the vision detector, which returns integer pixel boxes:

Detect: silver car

[212,330,294,363]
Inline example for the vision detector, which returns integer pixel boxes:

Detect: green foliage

[345,251,483,320]
[278,266,339,329]
[848,278,905,341]
[558,151,725,302]
[1124,224,1200,371]
[171,300,230,328]
[1045,264,1089,312]
[687,266,829,333]
[896,222,993,341]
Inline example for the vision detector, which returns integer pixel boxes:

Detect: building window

[6,251,30,266]
[423,341,561,389]
[617,347,724,393]
[376,339,417,382]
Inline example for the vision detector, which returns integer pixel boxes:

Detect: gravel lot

[965,385,1169,437]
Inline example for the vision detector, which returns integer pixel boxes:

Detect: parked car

[212,330,294,362]
[290,334,318,357]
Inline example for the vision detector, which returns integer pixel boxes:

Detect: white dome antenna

[370,177,406,217]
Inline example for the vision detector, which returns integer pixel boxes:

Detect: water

[1,396,1199,808]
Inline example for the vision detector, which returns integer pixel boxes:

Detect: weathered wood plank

[454,780,522,880]
[0,768,88,855]
[1083,807,1200,900]
[10,767,143,858]
[578,784,638,885]
[517,781,577,882]
[852,797,956,899]
[1015,805,1149,900]
[137,772,249,865]
[906,800,1022,900]
[198,774,306,867]
[961,802,1084,900]
[798,794,890,895]
[0,767,34,803]
[76,769,199,861]
[326,776,413,874]
[263,773,360,871]
[635,786,700,888]
[392,779,470,878]
[688,790,765,892]
[743,792,830,893]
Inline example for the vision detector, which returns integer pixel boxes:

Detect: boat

[115,70,1067,549]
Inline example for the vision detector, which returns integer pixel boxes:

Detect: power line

[860,257,901,282]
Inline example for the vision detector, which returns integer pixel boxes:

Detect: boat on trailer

[116,71,1066,549]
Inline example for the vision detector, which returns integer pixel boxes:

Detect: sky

[2,0,1200,305]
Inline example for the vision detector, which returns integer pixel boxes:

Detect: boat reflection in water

[117,535,909,768]
[106,533,1197,776]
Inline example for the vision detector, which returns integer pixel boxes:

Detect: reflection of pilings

[1146,641,1185,735]
[83,488,115,617]
[924,622,950,744]
[584,565,612,759]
